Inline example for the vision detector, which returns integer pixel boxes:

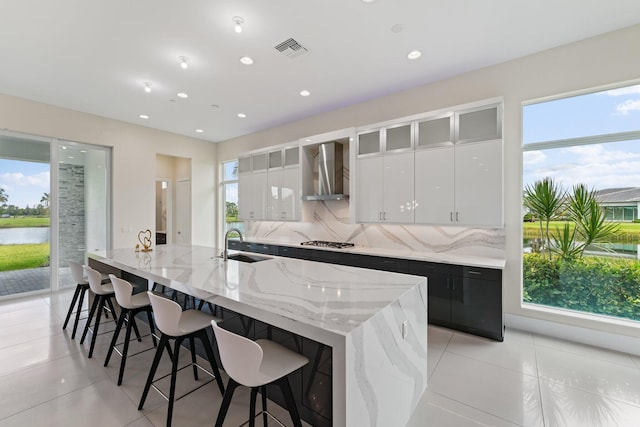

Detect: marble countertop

[89,245,427,337]
[238,238,506,269]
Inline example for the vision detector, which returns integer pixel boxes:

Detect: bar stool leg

[215,378,240,427]
[88,296,105,358]
[198,330,225,394]
[139,334,170,410]
[249,387,258,427]
[278,377,303,427]
[117,310,135,386]
[167,337,182,427]
[104,308,128,367]
[80,295,100,344]
[189,337,198,380]
[146,308,157,347]
[261,386,268,426]
[63,286,82,330]
[71,286,88,339]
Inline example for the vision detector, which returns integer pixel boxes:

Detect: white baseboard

[505,313,640,357]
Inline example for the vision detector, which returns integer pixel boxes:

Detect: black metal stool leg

[166,337,182,427]
[80,295,100,344]
[199,330,225,394]
[104,308,127,367]
[117,310,135,386]
[189,337,198,380]
[278,377,303,427]
[139,334,169,410]
[88,295,105,358]
[215,378,240,427]
[249,387,258,427]
[71,286,88,339]
[63,286,81,330]
[261,385,268,426]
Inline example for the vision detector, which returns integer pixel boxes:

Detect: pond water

[523,238,640,259]
[0,227,50,244]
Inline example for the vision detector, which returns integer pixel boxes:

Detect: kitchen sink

[226,253,271,263]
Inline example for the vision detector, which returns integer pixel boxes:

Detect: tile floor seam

[443,347,540,380]
[532,332,547,427]
[427,389,525,427]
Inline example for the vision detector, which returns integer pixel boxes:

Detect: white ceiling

[1,1,639,143]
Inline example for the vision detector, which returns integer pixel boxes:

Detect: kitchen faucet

[222,228,244,261]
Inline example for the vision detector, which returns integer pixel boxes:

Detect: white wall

[217,25,640,342]
[0,93,217,248]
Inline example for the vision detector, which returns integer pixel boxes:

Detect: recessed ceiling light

[195,129,204,133]
[177,92,188,98]
[179,56,189,69]
[300,90,311,97]
[237,113,246,118]
[361,0,377,3]
[305,139,312,142]
[232,16,244,33]
[139,114,149,119]
[144,82,152,93]
[80,150,87,153]
[62,146,67,150]
[240,56,254,65]
[68,156,75,159]
[407,50,422,60]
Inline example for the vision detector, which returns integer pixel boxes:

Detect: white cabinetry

[357,102,503,228]
[238,153,268,220]
[414,104,503,227]
[240,146,300,222]
[356,122,414,223]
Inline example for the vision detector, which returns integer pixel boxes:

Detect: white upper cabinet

[417,114,453,148]
[238,148,297,221]
[414,146,455,224]
[382,152,415,223]
[456,104,501,143]
[355,156,384,223]
[357,130,382,156]
[454,139,503,227]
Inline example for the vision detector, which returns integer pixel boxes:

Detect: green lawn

[0,216,50,228]
[523,221,640,243]
[0,243,50,271]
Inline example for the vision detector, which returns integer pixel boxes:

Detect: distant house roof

[595,188,640,203]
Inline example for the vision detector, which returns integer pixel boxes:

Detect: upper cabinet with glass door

[455,104,502,143]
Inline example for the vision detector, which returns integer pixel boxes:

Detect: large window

[522,82,640,322]
[220,160,243,238]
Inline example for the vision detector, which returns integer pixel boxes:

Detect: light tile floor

[1,289,639,426]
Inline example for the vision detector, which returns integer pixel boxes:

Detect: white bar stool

[211,321,309,427]
[138,292,225,427]
[79,266,120,358]
[104,275,157,385]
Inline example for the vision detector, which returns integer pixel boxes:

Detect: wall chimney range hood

[302,142,348,201]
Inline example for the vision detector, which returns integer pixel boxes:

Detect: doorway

[156,154,191,246]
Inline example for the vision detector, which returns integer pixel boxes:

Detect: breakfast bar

[89,244,428,427]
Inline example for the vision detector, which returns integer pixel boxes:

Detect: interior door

[175,179,191,244]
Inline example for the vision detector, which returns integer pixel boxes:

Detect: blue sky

[523,83,640,190]
[0,159,50,208]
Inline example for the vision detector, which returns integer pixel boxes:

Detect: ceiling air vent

[274,38,308,58]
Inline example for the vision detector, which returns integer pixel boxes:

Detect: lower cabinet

[228,241,504,341]
[409,261,503,341]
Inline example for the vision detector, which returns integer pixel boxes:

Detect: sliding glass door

[0,131,111,297]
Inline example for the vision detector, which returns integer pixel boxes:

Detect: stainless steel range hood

[302,142,348,201]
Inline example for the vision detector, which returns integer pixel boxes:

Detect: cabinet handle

[446,278,450,289]
[450,212,453,222]
[379,211,383,221]
[383,212,387,221]
[468,270,482,275]
[456,212,459,222]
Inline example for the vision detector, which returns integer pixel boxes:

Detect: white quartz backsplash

[245,199,505,260]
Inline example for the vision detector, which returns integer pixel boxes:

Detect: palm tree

[40,192,50,208]
[0,187,8,205]
[523,177,565,259]
[567,184,619,256]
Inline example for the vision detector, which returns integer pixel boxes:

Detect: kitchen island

[89,244,428,427]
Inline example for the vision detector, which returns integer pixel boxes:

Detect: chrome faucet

[223,228,244,261]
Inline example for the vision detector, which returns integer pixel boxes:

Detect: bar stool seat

[104,275,157,385]
[138,292,225,427]
[211,321,309,427]
[79,266,119,358]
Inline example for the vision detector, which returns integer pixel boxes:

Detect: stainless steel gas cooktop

[300,240,355,249]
